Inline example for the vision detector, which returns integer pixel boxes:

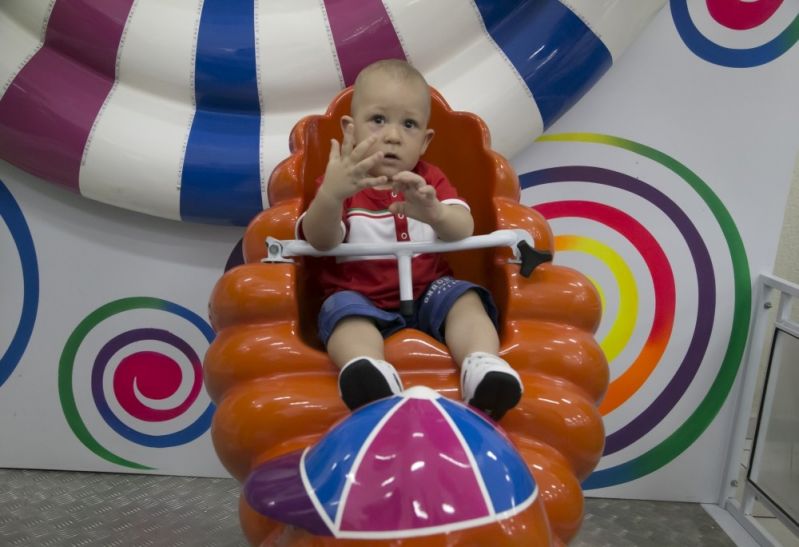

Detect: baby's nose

[382,124,401,142]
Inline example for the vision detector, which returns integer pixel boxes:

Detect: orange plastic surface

[204,88,608,546]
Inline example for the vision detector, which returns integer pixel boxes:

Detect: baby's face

[345,76,434,179]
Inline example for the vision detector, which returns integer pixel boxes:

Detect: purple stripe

[245,451,332,536]
[0,0,134,192]
[522,167,716,453]
[323,0,406,86]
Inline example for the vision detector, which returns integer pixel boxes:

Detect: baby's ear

[421,128,435,154]
[340,115,354,134]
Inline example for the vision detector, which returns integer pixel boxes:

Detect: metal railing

[719,273,799,546]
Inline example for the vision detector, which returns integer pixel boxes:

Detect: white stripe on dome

[384,0,544,159]
[431,397,495,514]
[559,0,665,61]
[256,0,345,209]
[0,0,54,100]
[299,447,338,535]
[256,0,343,115]
[335,488,538,539]
[401,385,441,400]
[334,397,539,540]
[79,0,201,220]
[333,397,409,533]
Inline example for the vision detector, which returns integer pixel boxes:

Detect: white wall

[775,154,799,287]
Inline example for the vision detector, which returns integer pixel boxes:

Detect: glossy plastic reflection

[205,87,608,546]
[244,387,539,539]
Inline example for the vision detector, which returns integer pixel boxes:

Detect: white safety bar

[264,229,543,315]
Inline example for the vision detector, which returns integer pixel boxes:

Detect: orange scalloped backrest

[246,87,535,278]
[242,87,550,344]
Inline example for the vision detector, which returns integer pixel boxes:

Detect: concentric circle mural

[58,297,215,470]
[0,179,38,388]
[672,0,799,67]
[519,133,751,488]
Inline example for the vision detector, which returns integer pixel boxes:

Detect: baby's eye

[371,115,385,124]
[404,119,418,129]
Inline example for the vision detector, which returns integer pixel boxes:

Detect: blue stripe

[181,0,262,225]
[473,0,612,128]
[438,398,535,513]
[94,394,215,447]
[0,180,39,388]
[304,396,403,522]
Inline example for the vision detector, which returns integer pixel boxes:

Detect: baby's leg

[326,316,385,364]
[443,291,499,364]
[444,291,522,421]
[327,318,404,410]
[319,289,407,411]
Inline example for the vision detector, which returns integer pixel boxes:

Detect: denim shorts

[317,276,499,346]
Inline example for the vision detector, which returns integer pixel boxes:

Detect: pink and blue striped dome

[244,386,538,539]
[0,1,665,225]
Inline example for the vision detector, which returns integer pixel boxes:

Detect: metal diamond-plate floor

[0,469,736,546]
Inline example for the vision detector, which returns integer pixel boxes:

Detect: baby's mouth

[383,153,400,161]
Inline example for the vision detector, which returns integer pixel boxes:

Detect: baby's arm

[389,171,474,241]
[302,127,385,250]
[301,186,347,251]
[428,202,473,241]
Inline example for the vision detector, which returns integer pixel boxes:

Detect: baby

[299,59,522,420]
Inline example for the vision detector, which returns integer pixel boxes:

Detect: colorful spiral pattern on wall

[0,179,38,388]
[672,0,799,66]
[518,133,751,488]
[58,297,215,470]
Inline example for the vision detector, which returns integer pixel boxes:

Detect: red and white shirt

[297,161,469,309]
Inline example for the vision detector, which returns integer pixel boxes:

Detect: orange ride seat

[205,87,608,546]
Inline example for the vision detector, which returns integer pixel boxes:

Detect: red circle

[113,351,201,421]
[707,0,782,30]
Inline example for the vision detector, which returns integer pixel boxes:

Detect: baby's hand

[320,125,386,201]
[388,171,444,225]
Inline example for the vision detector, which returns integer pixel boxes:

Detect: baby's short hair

[354,59,428,88]
[351,59,431,117]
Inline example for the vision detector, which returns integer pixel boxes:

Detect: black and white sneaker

[461,352,522,421]
[338,357,404,411]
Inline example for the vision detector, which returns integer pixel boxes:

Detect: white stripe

[256,0,344,209]
[80,0,201,220]
[339,215,398,261]
[334,198,470,261]
[383,0,544,160]
[558,0,666,61]
[407,217,436,244]
[334,496,537,540]
[431,398,495,514]
[299,447,338,535]
[0,0,54,100]
[334,398,408,532]
[333,397,539,539]
[429,398,539,525]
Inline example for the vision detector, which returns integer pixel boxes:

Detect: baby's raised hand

[320,126,387,201]
[388,171,443,225]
